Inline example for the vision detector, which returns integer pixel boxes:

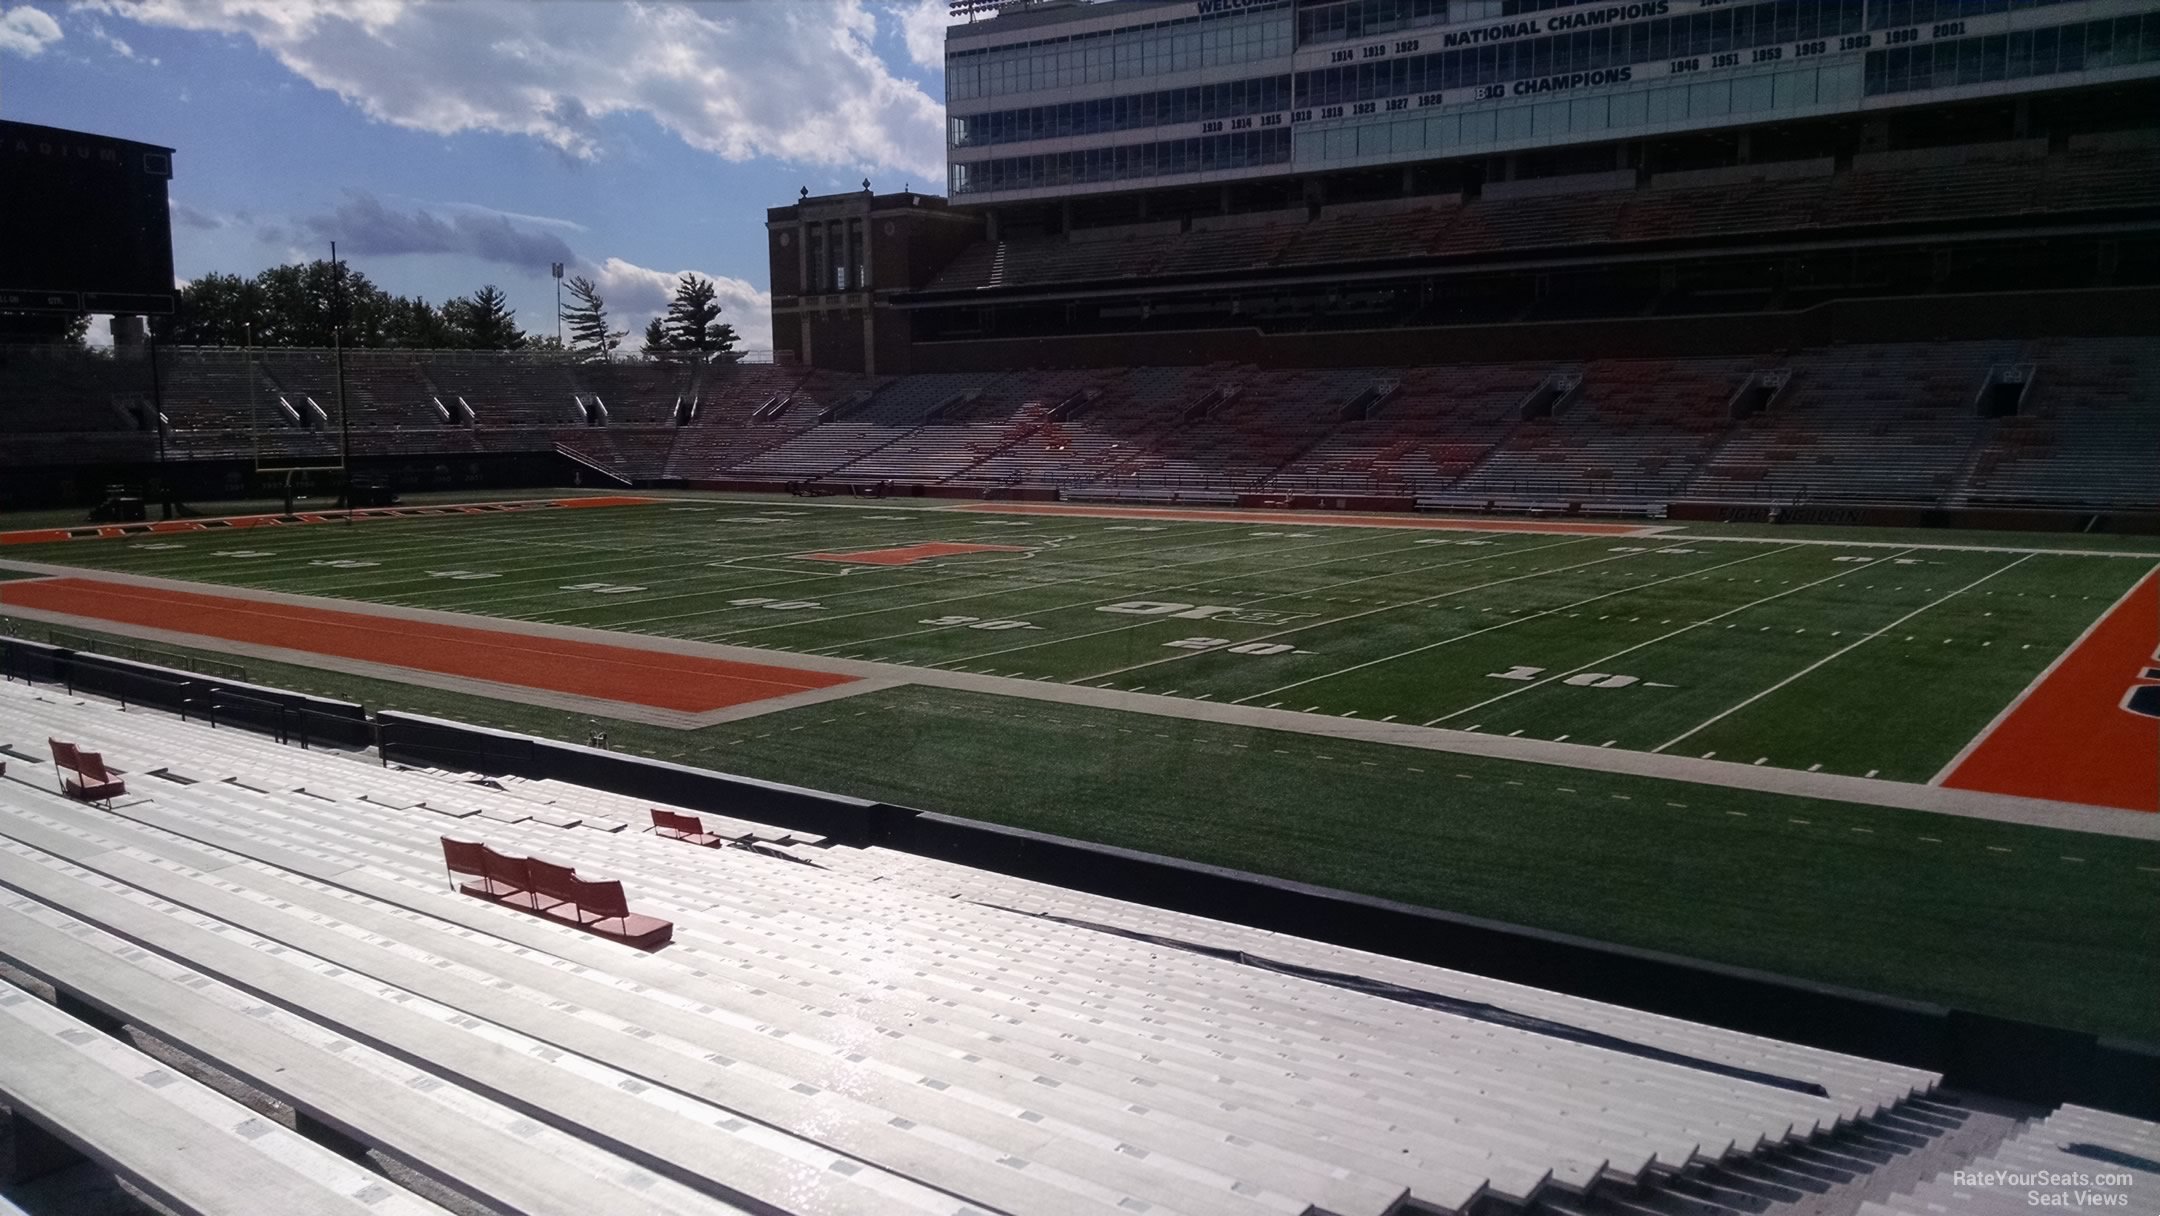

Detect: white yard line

[597,521,1268,633]
[1927,565,2159,785]
[834,531,1581,660]
[1082,540,1705,688]
[961,535,1606,672]
[1429,546,1920,725]
[1244,544,1811,707]
[1654,554,2036,754]
[416,517,1140,620]
[712,523,1398,643]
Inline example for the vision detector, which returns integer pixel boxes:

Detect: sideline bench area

[0,677,2070,1216]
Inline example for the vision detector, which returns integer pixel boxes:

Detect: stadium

[1,1,2158,1214]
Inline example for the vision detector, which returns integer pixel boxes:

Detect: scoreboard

[0,120,176,315]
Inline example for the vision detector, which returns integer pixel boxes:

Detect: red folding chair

[48,734,80,799]
[524,858,582,916]
[440,837,498,895]
[50,742,126,806]
[571,875,673,949]
[652,810,722,848]
[478,845,542,910]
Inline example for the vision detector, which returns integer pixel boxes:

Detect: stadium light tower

[552,261,564,348]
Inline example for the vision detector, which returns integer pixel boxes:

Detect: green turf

[6,497,2148,782]
[7,498,2157,1040]
[6,616,2155,1042]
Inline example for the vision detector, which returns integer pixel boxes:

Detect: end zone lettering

[1514,66,1634,96]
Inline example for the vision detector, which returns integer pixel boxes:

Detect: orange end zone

[0,496,663,547]
[948,502,1655,535]
[806,542,1030,566]
[0,576,852,715]
[1942,568,2160,812]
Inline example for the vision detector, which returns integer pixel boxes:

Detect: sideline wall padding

[2,643,369,747]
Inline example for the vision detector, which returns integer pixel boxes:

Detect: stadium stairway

[1854,1104,2157,1216]
[0,679,2055,1216]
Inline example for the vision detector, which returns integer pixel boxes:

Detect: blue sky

[0,0,957,349]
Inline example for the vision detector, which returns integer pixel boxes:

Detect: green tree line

[155,261,738,361]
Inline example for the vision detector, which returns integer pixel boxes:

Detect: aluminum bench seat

[0,807,1004,1216]
[0,796,1373,1216]
[0,979,454,1216]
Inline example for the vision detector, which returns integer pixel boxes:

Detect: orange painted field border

[950,502,1655,535]
[0,576,851,715]
[1943,568,2159,813]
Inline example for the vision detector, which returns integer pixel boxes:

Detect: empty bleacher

[0,676,2039,1216]
[1960,337,2160,509]
[1453,359,1751,508]
[1268,363,1545,498]
[923,142,2160,300]
[5,339,2156,509]
[1689,343,2014,504]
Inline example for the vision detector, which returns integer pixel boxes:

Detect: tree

[444,284,525,351]
[383,295,457,349]
[170,272,267,346]
[662,273,740,362]
[641,316,672,361]
[560,275,625,362]
[250,260,395,347]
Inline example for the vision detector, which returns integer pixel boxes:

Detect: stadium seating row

[3,338,2155,509]
[923,144,2160,294]
[0,678,1992,1215]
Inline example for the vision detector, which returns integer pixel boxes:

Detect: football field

[3,494,2158,1039]
[3,494,2152,791]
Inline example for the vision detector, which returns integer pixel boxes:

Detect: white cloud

[0,5,62,56]
[432,200,587,234]
[85,17,157,62]
[297,192,579,273]
[590,256,771,354]
[85,0,946,178]
[888,0,949,73]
